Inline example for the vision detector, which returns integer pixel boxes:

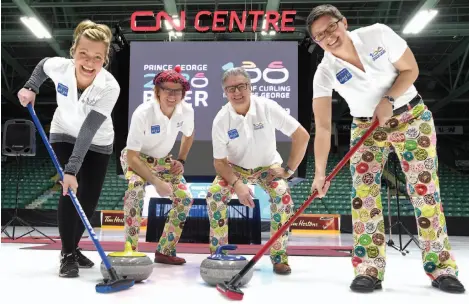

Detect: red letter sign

[229,11,247,32]
[194,11,211,32]
[281,10,296,32]
[264,11,280,31]
[156,11,185,31]
[250,11,264,32]
[131,10,296,33]
[130,11,185,32]
[131,11,158,31]
[212,11,228,32]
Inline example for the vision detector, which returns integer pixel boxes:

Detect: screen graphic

[129,41,298,142]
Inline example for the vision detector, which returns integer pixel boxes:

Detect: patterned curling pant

[120,149,193,256]
[349,102,458,281]
[206,164,294,265]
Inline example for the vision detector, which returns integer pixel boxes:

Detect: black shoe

[59,252,79,278]
[432,275,465,293]
[75,247,94,268]
[350,275,382,293]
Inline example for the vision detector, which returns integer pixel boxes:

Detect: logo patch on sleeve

[228,129,239,139]
[57,83,69,96]
[151,125,160,134]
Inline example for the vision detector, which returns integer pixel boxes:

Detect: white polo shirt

[212,95,300,169]
[43,57,120,146]
[126,99,194,158]
[313,23,418,118]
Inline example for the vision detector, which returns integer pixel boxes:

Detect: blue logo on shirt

[57,83,68,96]
[151,125,160,134]
[228,129,239,139]
[336,68,352,84]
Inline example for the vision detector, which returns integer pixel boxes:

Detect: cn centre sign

[131,10,296,33]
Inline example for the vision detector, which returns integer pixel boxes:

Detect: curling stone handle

[216,244,237,255]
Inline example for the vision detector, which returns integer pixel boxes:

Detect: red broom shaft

[250,120,379,262]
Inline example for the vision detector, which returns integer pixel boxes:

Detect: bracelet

[231,177,240,187]
[177,159,185,165]
[64,170,76,176]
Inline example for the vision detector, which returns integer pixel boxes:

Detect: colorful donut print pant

[206,164,294,265]
[349,102,458,281]
[120,149,193,256]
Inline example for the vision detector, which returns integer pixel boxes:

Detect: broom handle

[230,119,380,284]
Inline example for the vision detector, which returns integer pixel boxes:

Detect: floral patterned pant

[120,149,193,256]
[349,102,458,281]
[206,164,294,265]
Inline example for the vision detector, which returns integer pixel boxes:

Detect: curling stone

[100,241,153,283]
[200,244,254,287]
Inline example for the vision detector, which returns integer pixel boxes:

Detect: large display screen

[128,41,298,142]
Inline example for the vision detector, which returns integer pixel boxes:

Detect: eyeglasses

[224,83,249,93]
[312,18,342,42]
[159,86,183,95]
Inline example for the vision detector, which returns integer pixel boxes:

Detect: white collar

[228,95,257,119]
[91,68,107,88]
[152,98,183,119]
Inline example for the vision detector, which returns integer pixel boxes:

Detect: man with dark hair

[307,4,465,294]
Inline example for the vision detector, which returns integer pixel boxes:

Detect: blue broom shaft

[27,104,112,270]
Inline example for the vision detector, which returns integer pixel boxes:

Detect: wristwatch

[177,159,185,165]
[284,166,295,176]
[382,95,395,105]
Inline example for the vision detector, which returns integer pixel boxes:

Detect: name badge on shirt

[336,68,352,84]
[228,129,239,139]
[57,83,69,96]
[151,125,160,134]
[253,122,264,130]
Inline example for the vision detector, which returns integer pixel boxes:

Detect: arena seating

[21,154,127,211]
[290,155,469,217]
[1,134,127,211]
[1,156,56,209]
[1,149,468,218]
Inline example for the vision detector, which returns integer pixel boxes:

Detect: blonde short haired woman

[18,20,120,278]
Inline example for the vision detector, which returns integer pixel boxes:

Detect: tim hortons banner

[290,214,341,234]
[101,210,147,229]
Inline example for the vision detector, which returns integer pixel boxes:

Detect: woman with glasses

[206,67,310,275]
[120,66,195,265]
[307,4,464,294]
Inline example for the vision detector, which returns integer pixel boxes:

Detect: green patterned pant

[206,164,294,265]
[120,149,193,256]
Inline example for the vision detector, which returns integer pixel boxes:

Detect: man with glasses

[307,4,464,294]
[206,67,310,274]
[120,66,195,265]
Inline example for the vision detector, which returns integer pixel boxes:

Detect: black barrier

[145,198,261,245]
